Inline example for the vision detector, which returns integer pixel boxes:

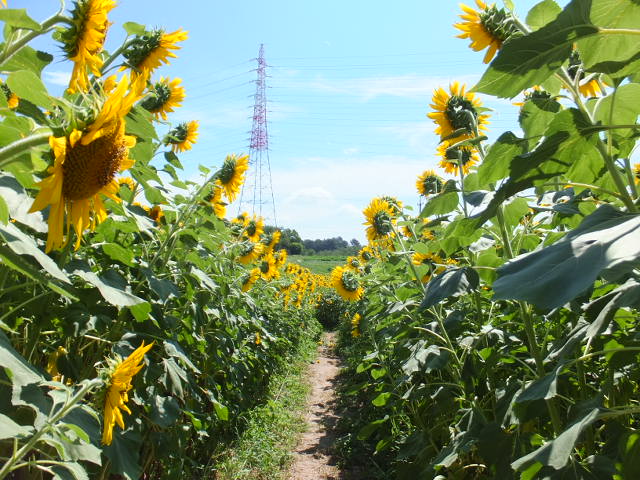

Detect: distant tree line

[263,226,361,255]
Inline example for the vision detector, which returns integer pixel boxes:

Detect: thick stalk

[0,132,51,170]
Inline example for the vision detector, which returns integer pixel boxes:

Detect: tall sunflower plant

[334,1,640,478]
[0,2,322,480]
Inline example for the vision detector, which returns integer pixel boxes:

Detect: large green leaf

[0,172,47,232]
[0,412,34,439]
[526,0,563,31]
[420,267,479,309]
[511,407,600,471]
[0,9,41,30]
[477,132,527,186]
[420,180,460,216]
[474,0,597,98]
[102,429,142,480]
[576,0,640,75]
[515,364,564,404]
[0,45,53,75]
[149,395,181,428]
[67,260,145,307]
[593,83,640,158]
[7,69,52,109]
[493,205,640,309]
[0,222,70,283]
[519,96,562,148]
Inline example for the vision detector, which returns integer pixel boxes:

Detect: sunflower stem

[458,162,469,218]
[0,132,51,170]
[0,14,69,66]
[100,39,134,75]
[390,223,424,293]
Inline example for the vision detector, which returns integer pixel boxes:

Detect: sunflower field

[0,2,326,479]
[329,0,640,478]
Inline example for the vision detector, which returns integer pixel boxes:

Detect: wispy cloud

[44,71,71,87]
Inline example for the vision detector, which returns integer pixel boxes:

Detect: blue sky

[19,0,531,243]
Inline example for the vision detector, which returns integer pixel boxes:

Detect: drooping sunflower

[412,252,445,283]
[262,230,281,254]
[29,75,143,252]
[164,120,199,153]
[634,164,640,185]
[241,268,261,292]
[208,184,226,218]
[0,80,18,109]
[123,28,189,81]
[567,50,606,98]
[58,0,116,93]
[274,248,288,268]
[428,82,489,142]
[363,197,396,243]
[331,265,364,302]
[416,169,444,196]
[216,153,250,203]
[232,211,250,227]
[351,313,361,338]
[238,241,264,265]
[345,256,361,272]
[148,205,164,223]
[244,215,264,242]
[140,77,186,120]
[101,341,153,446]
[259,253,280,281]
[437,141,480,176]
[454,0,518,64]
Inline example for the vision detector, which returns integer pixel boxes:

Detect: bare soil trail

[287,332,362,480]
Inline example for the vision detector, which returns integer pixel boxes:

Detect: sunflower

[216,153,250,203]
[346,256,361,272]
[58,0,116,93]
[101,341,153,445]
[164,120,199,153]
[428,82,489,142]
[437,141,479,176]
[262,230,281,254]
[241,268,261,292]
[0,80,18,109]
[351,313,361,338]
[123,28,189,81]
[148,205,164,223]
[140,77,186,120]
[331,266,363,302]
[416,169,444,196]
[232,211,250,227]
[255,332,262,345]
[454,0,518,64]
[363,197,396,243]
[634,164,640,185]
[29,75,143,252]
[117,176,136,191]
[412,252,445,283]
[208,184,226,218]
[238,241,264,265]
[259,253,280,281]
[578,77,604,98]
[567,50,606,98]
[244,215,264,242]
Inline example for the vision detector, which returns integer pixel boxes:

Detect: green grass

[290,254,344,274]
[212,331,320,480]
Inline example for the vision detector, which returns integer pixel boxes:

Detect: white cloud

[44,71,71,87]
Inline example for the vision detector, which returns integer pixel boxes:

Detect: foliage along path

[288,333,357,480]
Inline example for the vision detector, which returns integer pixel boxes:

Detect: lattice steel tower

[237,44,277,225]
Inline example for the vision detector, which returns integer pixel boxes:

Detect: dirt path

[287,332,350,480]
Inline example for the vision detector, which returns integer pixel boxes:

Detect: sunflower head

[232,211,250,227]
[416,169,444,196]
[241,268,261,292]
[216,153,250,203]
[238,241,264,265]
[331,265,363,302]
[363,198,396,243]
[57,0,116,93]
[428,82,489,142]
[437,141,479,176]
[567,50,606,98]
[244,216,264,242]
[455,1,519,64]
[412,252,445,283]
[351,313,361,338]
[140,77,185,120]
[634,164,640,185]
[122,28,188,80]
[358,246,374,262]
[164,120,199,153]
[0,80,18,109]
[346,256,361,271]
[259,254,279,280]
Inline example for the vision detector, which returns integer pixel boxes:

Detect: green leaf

[0,222,71,283]
[511,407,600,471]
[515,364,564,404]
[0,172,47,232]
[576,0,640,75]
[594,83,640,158]
[402,340,450,375]
[0,9,42,30]
[357,416,389,440]
[619,432,640,479]
[102,429,142,480]
[493,205,640,309]
[420,191,459,216]
[0,195,8,224]
[102,242,135,267]
[526,0,562,31]
[67,260,145,307]
[474,0,598,98]
[51,462,89,480]
[213,398,229,421]
[129,302,151,322]
[122,21,146,36]
[161,357,187,398]
[0,45,52,75]
[126,106,157,140]
[164,340,200,374]
[372,392,391,407]
[149,395,181,428]
[502,197,530,227]
[7,70,52,109]
[420,267,479,309]
[0,413,34,439]
[478,132,526,186]
[519,96,562,148]
[165,151,183,170]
